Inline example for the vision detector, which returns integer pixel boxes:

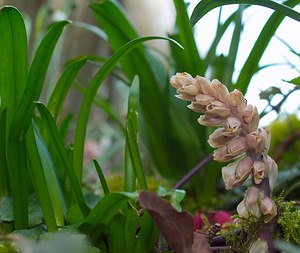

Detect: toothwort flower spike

[170,72,278,226]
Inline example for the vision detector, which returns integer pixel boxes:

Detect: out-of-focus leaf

[235,0,299,93]
[274,240,300,253]
[190,0,300,27]
[72,35,181,181]
[259,86,282,100]
[287,76,300,85]
[48,57,87,121]
[172,0,203,75]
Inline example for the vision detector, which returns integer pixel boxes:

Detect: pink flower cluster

[170,72,278,223]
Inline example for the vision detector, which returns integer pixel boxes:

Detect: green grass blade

[235,0,300,93]
[84,192,133,225]
[35,102,89,217]
[5,20,68,229]
[172,0,203,75]
[221,5,244,86]
[32,120,66,227]
[0,6,29,229]
[72,35,182,181]
[0,6,28,128]
[92,160,110,196]
[125,76,140,192]
[10,20,69,140]
[47,57,87,121]
[26,124,58,231]
[135,211,159,253]
[126,118,147,190]
[190,0,300,27]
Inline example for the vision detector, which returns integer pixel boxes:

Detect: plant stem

[173,153,213,189]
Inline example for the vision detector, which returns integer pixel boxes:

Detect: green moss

[276,197,300,245]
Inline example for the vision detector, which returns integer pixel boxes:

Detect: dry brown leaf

[139,191,211,253]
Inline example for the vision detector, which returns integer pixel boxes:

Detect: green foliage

[277,198,300,244]
[0,0,300,252]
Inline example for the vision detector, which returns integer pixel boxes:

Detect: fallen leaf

[138,191,212,253]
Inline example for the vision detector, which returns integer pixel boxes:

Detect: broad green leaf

[48,57,87,121]
[190,0,300,27]
[235,0,300,93]
[0,109,8,196]
[36,103,89,217]
[72,35,182,181]
[274,240,300,253]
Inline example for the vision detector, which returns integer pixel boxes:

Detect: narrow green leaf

[71,21,108,41]
[92,160,110,196]
[135,211,159,253]
[0,6,28,129]
[84,193,131,225]
[126,118,148,190]
[48,57,87,121]
[72,35,182,181]
[35,103,89,217]
[125,76,140,192]
[190,0,300,27]
[172,0,203,75]
[235,0,299,93]
[26,124,58,231]
[10,20,69,140]
[32,121,66,227]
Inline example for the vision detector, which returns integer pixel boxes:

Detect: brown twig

[173,153,214,189]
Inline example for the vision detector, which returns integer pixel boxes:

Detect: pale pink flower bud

[195,94,215,106]
[211,79,229,103]
[205,101,231,118]
[195,75,215,96]
[208,128,236,148]
[265,156,278,191]
[261,128,271,154]
[237,199,248,218]
[246,130,265,153]
[237,197,261,218]
[188,94,215,112]
[228,89,247,111]
[260,197,277,223]
[222,160,238,190]
[252,161,266,184]
[245,186,259,208]
[249,239,268,253]
[214,137,248,162]
[225,117,242,136]
[170,72,194,89]
[177,84,199,97]
[198,115,225,126]
[242,105,259,132]
[235,156,253,182]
